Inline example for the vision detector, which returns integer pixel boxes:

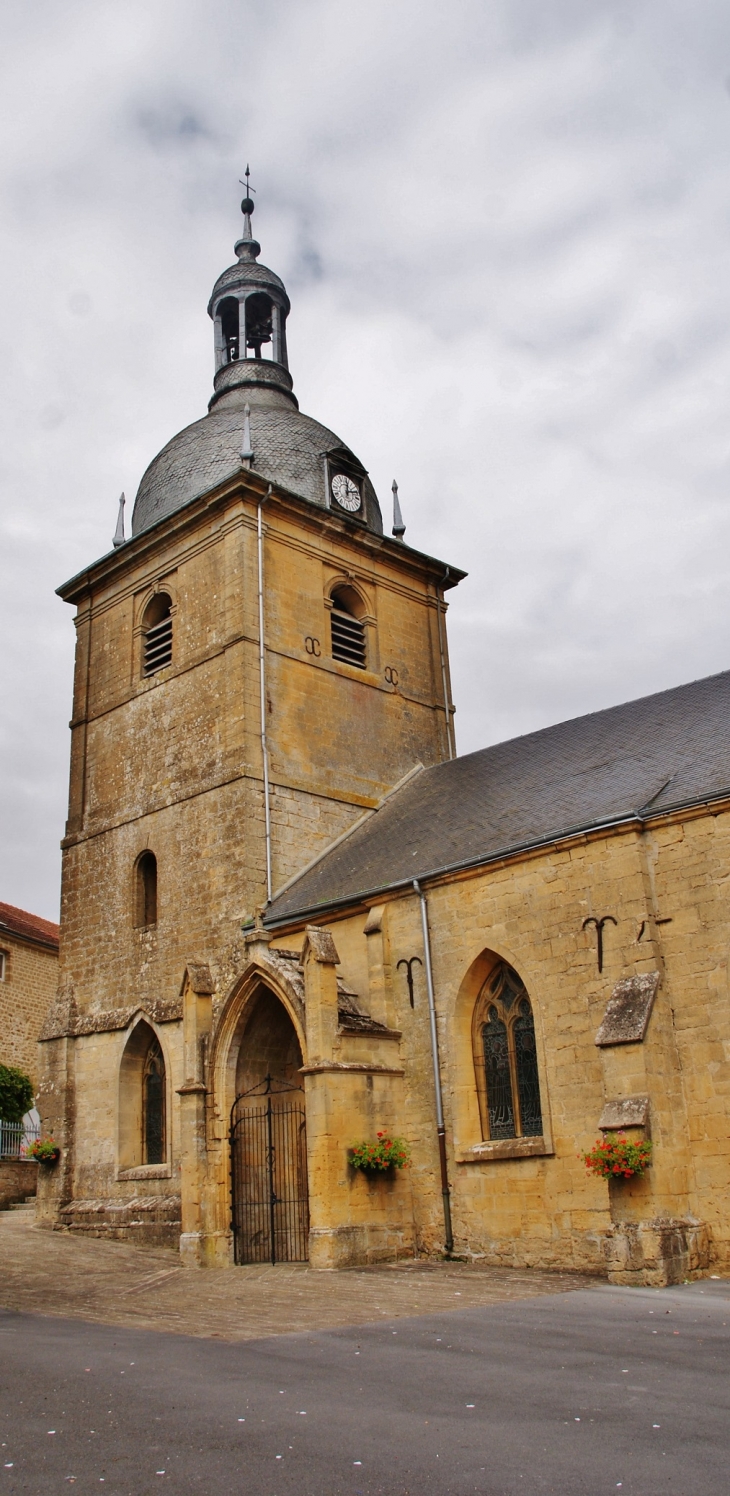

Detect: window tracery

[142,1038,165,1165]
[474,962,543,1141]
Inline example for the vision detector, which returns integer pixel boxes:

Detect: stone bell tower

[37,189,464,1241]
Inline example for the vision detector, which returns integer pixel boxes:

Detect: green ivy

[0,1063,34,1124]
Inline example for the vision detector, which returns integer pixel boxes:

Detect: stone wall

[37,796,730,1276]
[0,1159,37,1210]
[297,805,730,1279]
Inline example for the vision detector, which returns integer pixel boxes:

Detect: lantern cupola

[207,178,293,409]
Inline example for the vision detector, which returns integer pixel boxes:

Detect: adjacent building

[0,902,59,1091]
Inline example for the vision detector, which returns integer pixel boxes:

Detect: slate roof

[207,256,288,307]
[131,385,383,538]
[0,902,60,950]
[265,668,730,924]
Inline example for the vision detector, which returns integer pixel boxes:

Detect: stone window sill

[117,1164,172,1181]
[456,1137,554,1164]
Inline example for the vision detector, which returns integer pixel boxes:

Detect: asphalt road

[1,1280,728,1496]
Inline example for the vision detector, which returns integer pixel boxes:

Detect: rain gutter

[413,878,454,1256]
[258,486,272,903]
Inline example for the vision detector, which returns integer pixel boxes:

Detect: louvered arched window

[330,585,366,669]
[142,593,173,677]
[474,962,543,1141]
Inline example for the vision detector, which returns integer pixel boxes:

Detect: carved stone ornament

[598,1095,650,1131]
[595,972,660,1047]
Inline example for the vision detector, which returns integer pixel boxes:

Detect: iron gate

[230,1076,309,1265]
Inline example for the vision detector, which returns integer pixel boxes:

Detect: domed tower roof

[131,187,383,538]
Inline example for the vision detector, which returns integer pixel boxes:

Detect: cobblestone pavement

[0,1208,598,1340]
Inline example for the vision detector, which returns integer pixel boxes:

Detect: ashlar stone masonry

[37,197,729,1286]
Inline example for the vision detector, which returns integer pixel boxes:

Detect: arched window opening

[118,1020,167,1170]
[135,851,157,928]
[143,1038,165,1165]
[245,292,273,359]
[475,963,543,1141]
[330,585,366,669]
[219,297,240,363]
[142,593,172,677]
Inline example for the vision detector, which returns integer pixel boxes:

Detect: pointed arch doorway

[229,985,309,1265]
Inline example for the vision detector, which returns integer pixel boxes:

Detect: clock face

[331,472,362,513]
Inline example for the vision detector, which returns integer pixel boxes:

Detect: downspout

[436,569,455,760]
[413,878,454,1255]
[257,487,273,903]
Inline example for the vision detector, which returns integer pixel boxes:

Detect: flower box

[583,1132,652,1180]
[349,1133,410,1172]
[27,1138,61,1165]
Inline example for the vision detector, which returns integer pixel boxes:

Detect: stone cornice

[39,997,182,1042]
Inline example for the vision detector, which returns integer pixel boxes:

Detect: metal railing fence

[0,1120,41,1159]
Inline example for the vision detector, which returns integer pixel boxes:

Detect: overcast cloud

[3,0,730,919]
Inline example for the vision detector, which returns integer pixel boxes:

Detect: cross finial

[237,165,257,246]
[239,164,256,204]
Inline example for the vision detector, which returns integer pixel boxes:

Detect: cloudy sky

[3,0,730,920]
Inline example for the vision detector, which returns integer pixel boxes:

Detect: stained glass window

[514,999,543,1137]
[143,1040,165,1165]
[483,1006,515,1139]
[479,966,543,1141]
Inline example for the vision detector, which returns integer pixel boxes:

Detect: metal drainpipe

[413,878,454,1255]
[436,569,454,760]
[257,487,273,903]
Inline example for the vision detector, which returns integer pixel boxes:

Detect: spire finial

[236,165,260,261]
[391,480,406,540]
[240,403,254,467]
[112,492,125,548]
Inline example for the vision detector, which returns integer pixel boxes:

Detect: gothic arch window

[473,962,543,1141]
[142,593,173,677]
[330,584,367,669]
[118,1020,167,1170]
[134,851,157,928]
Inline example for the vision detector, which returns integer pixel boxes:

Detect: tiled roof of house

[0,902,60,951]
[266,668,730,924]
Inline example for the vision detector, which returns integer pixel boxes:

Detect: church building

[37,193,730,1287]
